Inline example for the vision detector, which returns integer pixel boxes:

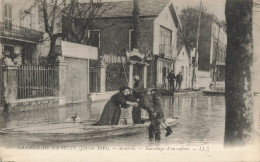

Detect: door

[65,57,89,104]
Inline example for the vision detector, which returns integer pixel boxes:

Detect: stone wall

[6,97,60,113]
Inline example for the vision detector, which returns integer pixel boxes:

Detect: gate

[65,57,89,104]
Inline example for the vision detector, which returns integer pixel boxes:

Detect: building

[209,16,226,82]
[197,14,227,88]
[0,0,99,112]
[175,45,192,89]
[0,0,44,109]
[0,0,43,65]
[67,0,182,90]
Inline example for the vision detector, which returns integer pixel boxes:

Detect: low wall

[4,97,62,113]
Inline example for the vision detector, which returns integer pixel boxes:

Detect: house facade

[209,17,227,82]
[175,46,191,89]
[0,0,44,109]
[0,0,43,65]
[198,14,227,84]
[72,0,181,90]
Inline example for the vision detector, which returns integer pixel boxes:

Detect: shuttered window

[3,4,12,30]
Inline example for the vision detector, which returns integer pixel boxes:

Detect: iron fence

[17,65,56,99]
[106,63,128,91]
[0,22,43,43]
[89,67,98,93]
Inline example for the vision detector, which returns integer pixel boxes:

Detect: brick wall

[93,17,154,56]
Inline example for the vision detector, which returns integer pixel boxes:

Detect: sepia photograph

[0,0,259,161]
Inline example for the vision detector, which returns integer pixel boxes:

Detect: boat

[0,117,179,142]
[202,90,225,95]
[203,90,260,96]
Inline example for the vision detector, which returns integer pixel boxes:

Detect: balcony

[159,44,177,59]
[0,22,43,43]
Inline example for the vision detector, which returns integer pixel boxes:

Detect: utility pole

[191,0,202,89]
[213,26,221,90]
[132,0,140,49]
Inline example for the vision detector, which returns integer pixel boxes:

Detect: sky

[172,0,226,21]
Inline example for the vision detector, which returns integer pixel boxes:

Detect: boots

[165,126,173,137]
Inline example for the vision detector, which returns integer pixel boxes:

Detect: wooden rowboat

[202,90,225,95]
[0,117,179,142]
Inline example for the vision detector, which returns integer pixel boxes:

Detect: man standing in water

[140,89,172,141]
[132,74,144,124]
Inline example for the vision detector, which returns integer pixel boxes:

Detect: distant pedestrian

[167,71,175,91]
[176,72,183,91]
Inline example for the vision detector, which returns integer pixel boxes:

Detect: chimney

[132,0,140,50]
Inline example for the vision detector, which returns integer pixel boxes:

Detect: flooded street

[0,92,258,148]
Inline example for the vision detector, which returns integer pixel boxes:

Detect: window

[88,30,100,49]
[3,45,14,54]
[160,26,172,46]
[20,13,33,29]
[129,30,134,50]
[3,4,12,30]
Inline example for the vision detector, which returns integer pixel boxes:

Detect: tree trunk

[224,0,254,146]
[47,37,58,66]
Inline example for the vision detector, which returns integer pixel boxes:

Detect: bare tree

[38,0,116,66]
[224,0,254,146]
[62,0,116,45]
[178,5,213,72]
[38,0,65,66]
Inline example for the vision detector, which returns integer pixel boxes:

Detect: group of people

[95,74,172,141]
[166,71,183,92]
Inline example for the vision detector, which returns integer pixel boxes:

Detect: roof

[97,0,171,18]
[64,0,172,18]
[63,0,181,27]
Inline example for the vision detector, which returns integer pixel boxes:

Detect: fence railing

[106,63,128,91]
[0,22,43,43]
[17,65,56,99]
[89,67,98,93]
[159,45,176,59]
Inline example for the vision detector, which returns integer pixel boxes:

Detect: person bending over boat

[94,86,138,126]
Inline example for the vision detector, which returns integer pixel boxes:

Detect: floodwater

[0,92,258,148]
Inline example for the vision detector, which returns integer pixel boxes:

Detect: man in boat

[131,74,144,124]
[140,89,172,141]
[94,86,138,125]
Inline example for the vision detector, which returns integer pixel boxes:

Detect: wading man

[140,89,172,141]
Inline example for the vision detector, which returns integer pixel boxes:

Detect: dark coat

[167,72,175,81]
[176,74,183,82]
[132,80,144,99]
[140,93,165,122]
[95,92,128,125]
